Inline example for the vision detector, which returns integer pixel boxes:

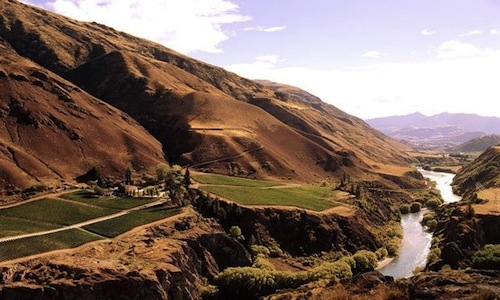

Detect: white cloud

[437,40,493,60]
[421,29,436,35]
[225,47,500,119]
[491,29,499,35]
[24,0,250,54]
[255,54,282,64]
[243,25,286,32]
[459,30,483,37]
[362,50,383,59]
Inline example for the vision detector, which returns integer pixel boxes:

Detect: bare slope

[0,38,166,191]
[1,0,417,187]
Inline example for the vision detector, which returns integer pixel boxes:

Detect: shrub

[427,247,442,265]
[251,245,270,257]
[400,204,410,214]
[472,244,500,270]
[425,199,440,209]
[307,260,352,281]
[386,239,400,256]
[426,219,438,231]
[229,226,242,239]
[410,202,422,213]
[375,247,389,260]
[352,250,378,273]
[253,256,276,271]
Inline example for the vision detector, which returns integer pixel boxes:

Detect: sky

[24,0,500,119]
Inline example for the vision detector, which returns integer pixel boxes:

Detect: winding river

[379,169,461,278]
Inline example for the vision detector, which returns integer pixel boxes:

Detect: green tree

[183,167,191,187]
[125,164,134,185]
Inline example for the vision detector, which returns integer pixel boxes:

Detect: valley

[0,0,499,299]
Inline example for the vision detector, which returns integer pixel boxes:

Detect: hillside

[0,0,418,189]
[0,37,166,193]
[366,112,500,148]
[452,146,500,197]
[451,134,500,153]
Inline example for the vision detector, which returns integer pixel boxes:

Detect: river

[379,169,461,278]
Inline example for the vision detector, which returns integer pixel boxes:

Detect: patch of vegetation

[83,206,181,238]
[472,244,500,270]
[61,190,158,209]
[199,185,339,211]
[192,173,280,187]
[214,249,379,299]
[400,204,410,214]
[0,198,118,226]
[0,229,103,262]
[0,215,60,237]
[410,202,422,213]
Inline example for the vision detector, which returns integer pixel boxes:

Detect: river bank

[379,169,462,278]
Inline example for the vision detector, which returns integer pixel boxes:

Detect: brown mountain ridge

[1,0,418,191]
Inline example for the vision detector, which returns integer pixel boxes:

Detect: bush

[214,258,354,298]
[426,219,438,230]
[375,247,389,260]
[352,250,378,273]
[400,204,410,214]
[410,202,422,213]
[472,244,500,270]
[251,245,270,257]
[386,239,400,256]
[229,226,242,239]
[425,199,440,209]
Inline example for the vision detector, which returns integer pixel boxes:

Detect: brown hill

[453,146,500,197]
[0,37,166,192]
[0,0,418,187]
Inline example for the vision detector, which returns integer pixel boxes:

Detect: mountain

[451,134,500,153]
[0,0,418,191]
[0,36,166,192]
[366,112,500,148]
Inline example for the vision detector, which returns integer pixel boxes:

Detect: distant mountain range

[365,112,500,149]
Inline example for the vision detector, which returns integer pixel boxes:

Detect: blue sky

[24,0,500,119]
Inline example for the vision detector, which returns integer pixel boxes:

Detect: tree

[125,164,134,185]
[183,167,191,187]
[230,226,243,239]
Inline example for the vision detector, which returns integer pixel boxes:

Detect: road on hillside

[0,198,167,243]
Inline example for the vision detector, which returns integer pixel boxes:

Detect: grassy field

[0,198,118,226]
[61,190,158,209]
[192,173,281,187]
[84,206,182,238]
[0,215,60,237]
[0,229,104,262]
[200,185,340,211]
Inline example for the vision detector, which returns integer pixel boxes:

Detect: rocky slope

[0,0,417,190]
[0,36,166,193]
[452,146,500,197]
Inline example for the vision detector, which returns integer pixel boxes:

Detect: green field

[0,190,183,262]
[84,207,182,238]
[0,198,118,226]
[0,229,104,262]
[62,190,158,209]
[193,173,280,187]
[200,185,340,211]
[0,215,60,237]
